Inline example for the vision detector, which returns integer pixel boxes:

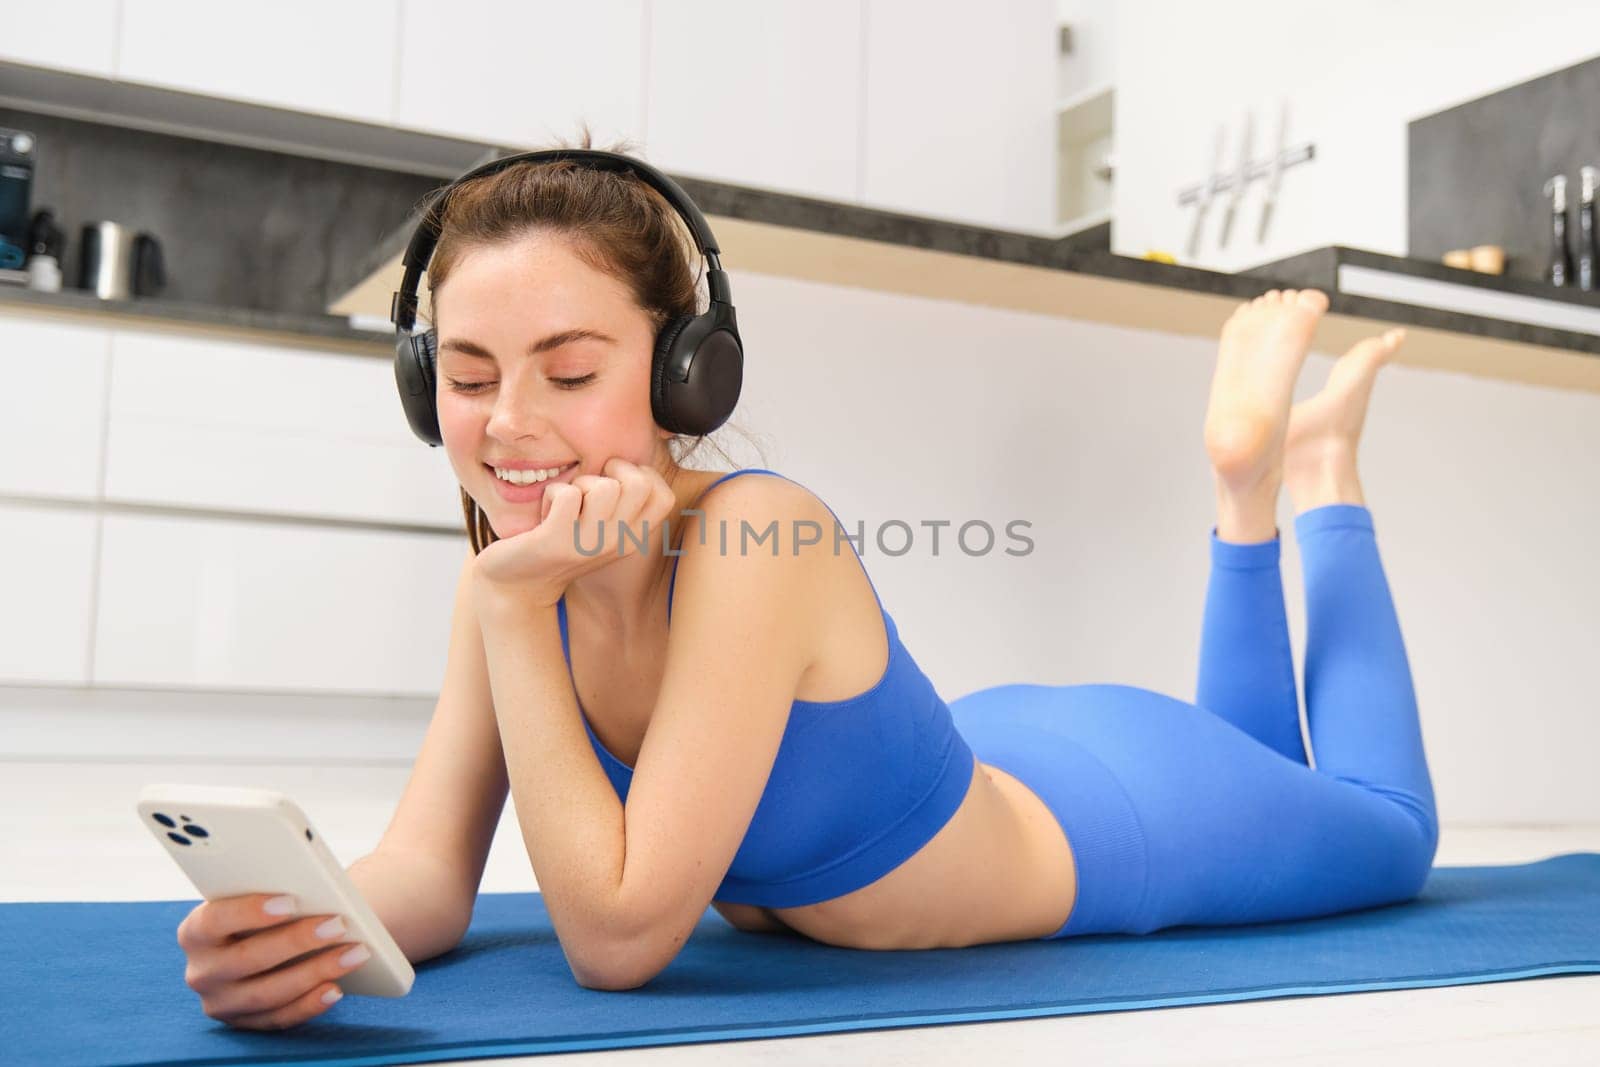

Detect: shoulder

[679,471,840,560]
[669,472,839,629]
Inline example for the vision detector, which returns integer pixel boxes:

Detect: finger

[576,476,623,526]
[611,468,658,544]
[220,981,344,1032]
[179,893,295,953]
[188,913,350,990]
[202,940,367,1023]
[542,481,582,528]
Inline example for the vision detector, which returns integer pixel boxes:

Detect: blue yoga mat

[5,853,1598,1067]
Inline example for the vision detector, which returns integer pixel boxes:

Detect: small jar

[26,254,63,293]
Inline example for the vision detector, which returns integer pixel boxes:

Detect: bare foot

[1282,327,1405,514]
[1204,289,1329,540]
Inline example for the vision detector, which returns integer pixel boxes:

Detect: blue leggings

[948,504,1439,938]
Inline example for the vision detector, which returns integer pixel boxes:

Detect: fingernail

[315,917,346,940]
[321,988,343,1005]
[339,944,371,968]
[264,895,296,916]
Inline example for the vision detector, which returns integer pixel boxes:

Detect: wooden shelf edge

[330,215,1600,397]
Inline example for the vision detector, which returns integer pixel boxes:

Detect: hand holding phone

[175,892,376,1030]
[137,784,415,1030]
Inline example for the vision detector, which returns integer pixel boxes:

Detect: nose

[485,378,552,441]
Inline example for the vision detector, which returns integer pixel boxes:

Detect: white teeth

[493,464,569,485]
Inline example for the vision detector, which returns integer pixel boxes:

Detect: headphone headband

[390,148,724,331]
[388,147,743,447]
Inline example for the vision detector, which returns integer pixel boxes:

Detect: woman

[176,133,1436,1027]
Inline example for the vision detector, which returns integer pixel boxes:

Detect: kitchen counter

[0,280,390,355]
[7,172,1600,396]
[331,173,1600,396]
[1247,245,1600,356]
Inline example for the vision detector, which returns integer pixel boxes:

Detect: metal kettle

[78,221,166,300]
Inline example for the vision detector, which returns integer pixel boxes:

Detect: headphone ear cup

[650,314,696,433]
[652,311,743,436]
[394,327,443,446]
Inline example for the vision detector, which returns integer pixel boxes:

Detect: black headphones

[390,149,743,447]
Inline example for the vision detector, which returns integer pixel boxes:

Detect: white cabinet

[860,0,1057,232]
[644,0,861,202]
[394,0,644,148]
[104,330,461,528]
[0,314,111,502]
[0,502,97,685]
[0,0,119,77]
[116,0,399,125]
[92,512,461,695]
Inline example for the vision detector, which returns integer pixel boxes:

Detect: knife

[1219,111,1254,249]
[1186,124,1227,259]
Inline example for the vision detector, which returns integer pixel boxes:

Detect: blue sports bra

[554,468,976,909]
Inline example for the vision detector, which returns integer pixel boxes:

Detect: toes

[1296,289,1329,313]
[1330,336,1399,389]
[1344,328,1405,364]
[1342,337,1389,363]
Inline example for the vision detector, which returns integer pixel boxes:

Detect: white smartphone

[136,783,415,997]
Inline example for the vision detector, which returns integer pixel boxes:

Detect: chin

[479,505,540,541]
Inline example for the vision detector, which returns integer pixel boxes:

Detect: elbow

[573,966,657,992]
[564,882,696,990]
[566,917,682,991]
[569,947,670,991]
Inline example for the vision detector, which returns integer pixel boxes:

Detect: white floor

[9,758,1599,1066]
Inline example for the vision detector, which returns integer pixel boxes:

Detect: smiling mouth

[484,461,578,486]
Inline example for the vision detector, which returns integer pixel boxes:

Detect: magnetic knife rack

[1177,106,1317,254]
[1176,142,1315,206]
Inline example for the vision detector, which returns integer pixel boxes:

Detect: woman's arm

[346,848,476,965]
[472,594,634,989]
[344,548,512,965]
[474,474,824,990]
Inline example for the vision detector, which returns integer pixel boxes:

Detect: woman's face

[432,231,669,540]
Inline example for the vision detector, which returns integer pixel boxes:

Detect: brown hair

[420,123,760,554]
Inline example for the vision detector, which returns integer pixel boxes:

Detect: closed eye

[446,374,595,394]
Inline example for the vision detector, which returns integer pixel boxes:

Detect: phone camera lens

[152,813,175,828]
[166,832,191,846]
[182,824,209,838]
[305,829,313,841]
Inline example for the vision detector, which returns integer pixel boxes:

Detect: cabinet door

[861,0,1057,232]
[93,513,461,695]
[394,0,644,147]
[117,0,399,125]
[0,314,111,502]
[645,0,861,202]
[0,502,97,685]
[0,0,119,77]
[104,329,461,528]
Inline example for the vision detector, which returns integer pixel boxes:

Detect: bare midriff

[711,758,1077,949]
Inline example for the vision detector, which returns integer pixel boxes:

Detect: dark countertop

[8,167,1600,363]
[1246,245,1600,357]
[343,173,1600,360]
[0,279,392,351]
[338,175,1278,307]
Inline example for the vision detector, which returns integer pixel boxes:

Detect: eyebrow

[437,328,619,361]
